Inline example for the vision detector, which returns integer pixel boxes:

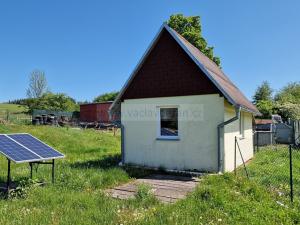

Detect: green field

[0,104,30,124]
[0,124,299,224]
[0,104,28,113]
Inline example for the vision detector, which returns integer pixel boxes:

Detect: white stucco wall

[121,94,224,172]
[223,102,254,172]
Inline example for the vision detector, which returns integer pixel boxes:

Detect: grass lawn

[0,124,299,224]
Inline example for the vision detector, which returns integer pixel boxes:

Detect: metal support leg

[52,159,55,184]
[30,162,33,179]
[7,159,11,192]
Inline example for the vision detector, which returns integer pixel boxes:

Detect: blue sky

[0,0,299,103]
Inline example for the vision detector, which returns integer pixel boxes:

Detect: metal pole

[30,162,33,179]
[289,144,293,202]
[7,159,11,192]
[236,140,249,179]
[234,136,237,175]
[256,131,259,152]
[52,159,55,184]
[270,125,273,146]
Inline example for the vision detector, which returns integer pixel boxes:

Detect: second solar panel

[8,134,64,159]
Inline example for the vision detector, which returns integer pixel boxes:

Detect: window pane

[160,108,178,136]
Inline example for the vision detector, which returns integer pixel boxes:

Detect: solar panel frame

[0,134,42,163]
[8,133,65,161]
[0,133,65,164]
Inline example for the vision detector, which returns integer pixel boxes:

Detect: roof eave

[240,105,261,116]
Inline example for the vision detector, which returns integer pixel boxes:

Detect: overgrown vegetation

[253,81,300,120]
[25,92,79,113]
[237,145,300,205]
[93,91,119,103]
[0,124,299,224]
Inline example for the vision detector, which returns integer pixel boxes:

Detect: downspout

[217,105,241,173]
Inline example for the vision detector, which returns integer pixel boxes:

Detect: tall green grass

[238,145,300,205]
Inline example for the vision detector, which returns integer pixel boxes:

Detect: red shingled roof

[110,23,260,115]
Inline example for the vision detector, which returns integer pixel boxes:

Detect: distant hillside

[0,104,28,113]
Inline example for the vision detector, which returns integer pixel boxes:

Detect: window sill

[156,137,180,141]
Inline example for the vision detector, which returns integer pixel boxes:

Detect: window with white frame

[158,107,178,139]
[239,111,245,137]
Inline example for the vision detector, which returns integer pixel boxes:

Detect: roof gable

[120,28,221,100]
[110,23,260,115]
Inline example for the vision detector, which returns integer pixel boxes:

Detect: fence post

[6,110,9,122]
[234,136,237,175]
[270,125,273,145]
[289,144,294,202]
[256,131,259,152]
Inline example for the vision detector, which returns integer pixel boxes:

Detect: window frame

[157,106,179,140]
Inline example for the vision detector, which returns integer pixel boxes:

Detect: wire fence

[0,110,32,125]
[235,136,300,205]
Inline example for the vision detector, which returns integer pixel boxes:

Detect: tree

[167,14,221,66]
[274,82,300,120]
[274,82,300,104]
[25,92,79,113]
[93,91,119,103]
[275,102,300,120]
[252,81,273,104]
[256,100,274,118]
[252,81,300,120]
[26,70,49,98]
[252,81,274,118]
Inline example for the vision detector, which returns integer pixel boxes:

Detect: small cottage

[110,23,260,173]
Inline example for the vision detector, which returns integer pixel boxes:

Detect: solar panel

[0,135,41,163]
[8,134,64,160]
